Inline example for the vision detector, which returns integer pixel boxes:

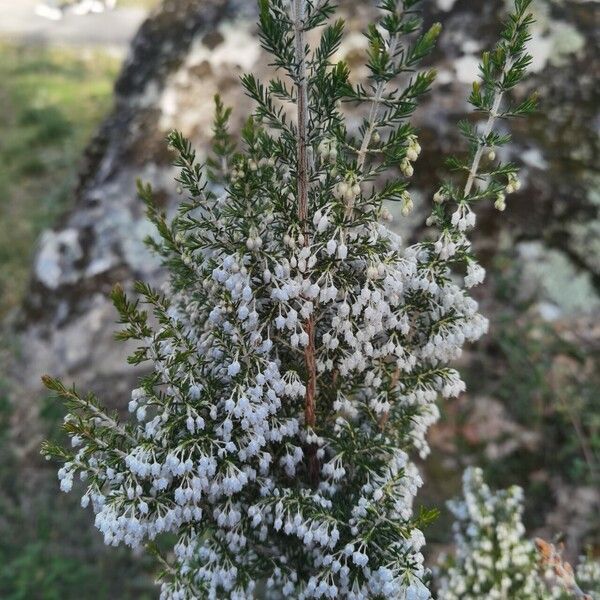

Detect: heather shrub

[43,1,537,597]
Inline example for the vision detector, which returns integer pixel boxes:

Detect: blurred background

[0,0,597,597]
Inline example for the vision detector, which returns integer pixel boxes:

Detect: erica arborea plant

[43,1,537,597]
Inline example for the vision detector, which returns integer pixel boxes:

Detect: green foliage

[439,472,600,599]
[0,493,157,600]
[496,315,600,486]
[430,0,536,234]
[0,540,107,600]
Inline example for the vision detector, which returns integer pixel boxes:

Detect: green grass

[0,42,119,318]
[0,43,160,598]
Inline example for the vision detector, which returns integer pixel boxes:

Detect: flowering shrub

[437,468,548,600]
[42,0,536,598]
[438,469,600,600]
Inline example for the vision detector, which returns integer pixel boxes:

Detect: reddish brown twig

[379,367,400,431]
[535,538,593,599]
[293,0,319,484]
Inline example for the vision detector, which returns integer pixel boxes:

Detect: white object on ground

[35,2,63,19]
[71,0,113,15]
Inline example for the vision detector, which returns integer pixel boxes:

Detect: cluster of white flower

[450,203,477,233]
[573,555,600,599]
[52,134,493,596]
[437,468,548,600]
[332,174,363,210]
[464,261,486,289]
[438,469,600,600]
[52,136,497,595]
[317,138,338,163]
[494,172,522,211]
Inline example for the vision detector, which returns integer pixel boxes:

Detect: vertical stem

[463,91,503,197]
[294,0,309,228]
[464,52,517,197]
[293,0,318,481]
[356,35,400,172]
[463,7,533,197]
[303,319,317,429]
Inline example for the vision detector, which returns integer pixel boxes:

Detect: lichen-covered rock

[12,0,260,432]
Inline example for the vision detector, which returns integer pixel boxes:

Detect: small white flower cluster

[572,555,600,599]
[332,174,362,210]
[400,190,414,216]
[431,207,487,290]
[450,203,476,233]
[317,138,338,163]
[495,172,522,211]
[437,468,548,600]
[400,134,421,178]
[464,260,486,289]
[437,471,600,600]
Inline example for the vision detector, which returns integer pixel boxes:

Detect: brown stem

[303,318,317,428]
[294,0,309,229]
[293,0,319,482]
[379,366,400,431]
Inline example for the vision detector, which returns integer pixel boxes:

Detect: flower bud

[401,192,414,216]
[400,159,414,177]
[433,189,446,204]
[495,192,506,211]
